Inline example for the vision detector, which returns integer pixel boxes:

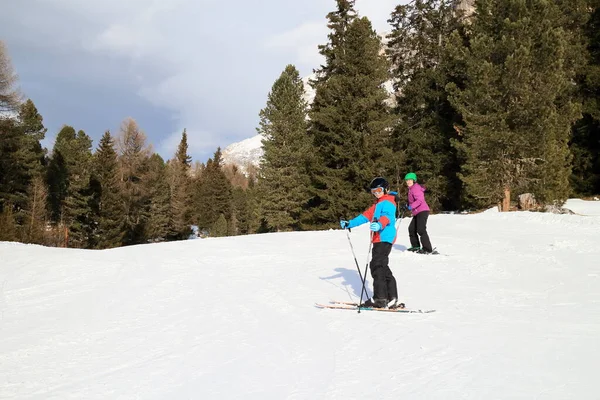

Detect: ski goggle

[370,187,384,195]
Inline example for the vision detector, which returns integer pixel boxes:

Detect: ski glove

[406,204,412,211]
[370,222,382,232]
[340,220,349,229]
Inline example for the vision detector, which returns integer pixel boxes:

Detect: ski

[331,300,406,308]
[315,302,436,313]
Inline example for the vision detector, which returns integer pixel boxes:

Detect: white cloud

[265,0,406,75]
[265,21,328,74]
[158,127,222,161]
[355,0,405,33]
[2,0,409,161]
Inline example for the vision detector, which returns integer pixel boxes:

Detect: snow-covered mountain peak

[221,133,264,174]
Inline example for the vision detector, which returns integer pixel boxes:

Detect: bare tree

[0,41,22,112]
[116,117,152,244]
[26,175,49,244]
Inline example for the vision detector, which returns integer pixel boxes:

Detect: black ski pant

[408,211,432,252]
[369,242,398,301]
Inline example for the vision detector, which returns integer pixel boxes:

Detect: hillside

[1,199,599,399]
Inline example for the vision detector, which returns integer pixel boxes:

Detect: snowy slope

[1,201,600,399]
[564,198,600,216]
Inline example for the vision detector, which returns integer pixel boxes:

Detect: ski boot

[359,298,388,309]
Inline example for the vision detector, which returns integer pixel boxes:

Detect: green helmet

[404,172,417,182]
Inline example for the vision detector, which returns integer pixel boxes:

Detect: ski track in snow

[1,201,599,399]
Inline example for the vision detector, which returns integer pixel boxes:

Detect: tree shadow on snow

[319,268,372,299]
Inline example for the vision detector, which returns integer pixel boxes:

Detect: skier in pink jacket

[405,172,434,254]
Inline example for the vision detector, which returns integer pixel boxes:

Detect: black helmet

[369,177,389,191]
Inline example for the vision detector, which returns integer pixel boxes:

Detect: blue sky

[1,0,405,163]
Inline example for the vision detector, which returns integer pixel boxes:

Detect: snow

[221,133,264,173]
[564,198,600,216]
[1,200,600,399]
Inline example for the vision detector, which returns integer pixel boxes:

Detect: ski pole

[357,218,376,314]
[395,211,403,236]
[358,234,373,314]
[345,229,370,301]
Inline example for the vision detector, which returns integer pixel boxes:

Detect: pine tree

[62,130,94,248]
[47,125,75,224]
[92,131,124,248]
[194,148,232,232]
[116,118,152,246]
[230,186,245,235]
[211,213,228,237]
[571,0,600,195]
[146,153,171,241]
[0,118,26,215]
[46,126,95,247]
[0,43,29,227]
[244,177,262,234]
[14,100,49,243]
[386,0,464,210]
[18,99,47,176]
[0,102,47,219]
[307,1,394,227]
[176,128,192,166]
[167,129,192,239]
[446,0,584,209]
[257,64,311,231]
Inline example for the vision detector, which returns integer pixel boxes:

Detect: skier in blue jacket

[340,177,399,309]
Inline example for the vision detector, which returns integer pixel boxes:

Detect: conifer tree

[447,0,584,209]
[14,100,49,242]
[307,1,393,227]
[146,153,171,241]
[386,0,464,210]
[18,99,47,175]
[230,186,246,235]
[571,0,600,195]
[244,178,262,234]
[45,126,94,247]
[194,148,232,232]
[211,213,228,237]
[257,64,311,231]
[167,129,192,239]
[0,43,30,232]
[176,129,192,166]
[0,118,26,215]
[117,118,152,245]
[47,125,75,223]
[92,131,123,248]
[0,100,47,221]
[62,130,94,247]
